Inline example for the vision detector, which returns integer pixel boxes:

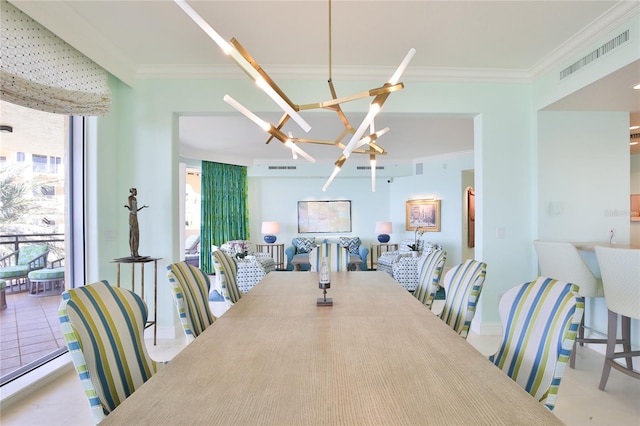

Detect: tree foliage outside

[0,164,64,259]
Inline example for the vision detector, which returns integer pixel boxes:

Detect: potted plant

[407,227,425,257]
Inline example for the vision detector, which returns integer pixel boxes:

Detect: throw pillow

[293,237,315,254]
[339,237,361,255]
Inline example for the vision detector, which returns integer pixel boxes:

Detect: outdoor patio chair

[0,244,49,292]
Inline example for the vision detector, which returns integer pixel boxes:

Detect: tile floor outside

[1,301,639,425]
[0,289,66,378]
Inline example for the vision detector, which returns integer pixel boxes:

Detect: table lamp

[376,221,392,243]
[261,221,280,244]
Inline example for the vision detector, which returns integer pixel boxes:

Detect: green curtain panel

[200,161,249,274]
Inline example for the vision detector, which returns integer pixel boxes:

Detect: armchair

[217,240,275,293]
[377,240,442,291]
[285,237,317,271]
[0,244,49,292]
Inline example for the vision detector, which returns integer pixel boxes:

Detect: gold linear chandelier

[174,0,415,192]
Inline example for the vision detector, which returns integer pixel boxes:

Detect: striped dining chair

[438,259,486,338]
[166,261,216,343]
[489,277,584,411]
[412,249,446,309]
[308,243,349,272]
[58,280,161,424]
[212,249,242,308]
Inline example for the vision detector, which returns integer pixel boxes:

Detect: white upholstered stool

[595,246,640,390]
[534,240,605,368]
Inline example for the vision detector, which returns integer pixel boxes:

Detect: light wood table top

[103,272,561,425]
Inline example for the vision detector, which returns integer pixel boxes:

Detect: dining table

[102,271,561,425]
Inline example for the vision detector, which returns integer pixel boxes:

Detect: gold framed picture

[631,194,640,222]
[406,199,441,231]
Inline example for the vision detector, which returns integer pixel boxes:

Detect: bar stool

[594,246,640,390]
[533,240,605,368]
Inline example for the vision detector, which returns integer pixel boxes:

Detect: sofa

[285,237,369,271]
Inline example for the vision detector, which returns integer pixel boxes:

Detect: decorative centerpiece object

[261,221,280,244]
[317,258,333,306]
[376,221,392,243]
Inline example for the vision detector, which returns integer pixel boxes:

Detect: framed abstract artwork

[405,199,441,232]
[298,200,352,233]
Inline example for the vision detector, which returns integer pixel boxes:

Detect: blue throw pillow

[293,237,315,254]
[339,237,361,255]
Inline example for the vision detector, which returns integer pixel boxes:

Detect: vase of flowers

[407,226,425,256]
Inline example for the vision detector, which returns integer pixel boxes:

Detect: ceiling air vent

[356,166,384,170]
[560,30,629,80]
[267,166,297,170]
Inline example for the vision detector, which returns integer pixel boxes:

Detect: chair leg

[621,315,633,370]
[599,309,617,391]
[578,315,585,346]
[570,339,577,369]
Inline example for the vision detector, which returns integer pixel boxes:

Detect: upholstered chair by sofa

[285,237,317,271]
[216,241,275,293]
[377,240,442,291]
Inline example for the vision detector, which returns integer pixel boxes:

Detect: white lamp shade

[261,221,280,235]
[375,221,392,234]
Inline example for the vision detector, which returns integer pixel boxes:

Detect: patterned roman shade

[0,0,111,115]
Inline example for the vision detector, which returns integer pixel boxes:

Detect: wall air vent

[415,162,423,175]
[267,166,297,170]
[560,30,629,80]
[356,166,384,170]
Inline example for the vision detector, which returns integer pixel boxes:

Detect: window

[0,100,83,386]
[32,154,47,172]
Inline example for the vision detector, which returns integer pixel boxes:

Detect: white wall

[537,110,636,347]
[538,111,630,243]
[631,154,640,245]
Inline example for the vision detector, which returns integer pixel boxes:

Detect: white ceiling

[10,0,640,160]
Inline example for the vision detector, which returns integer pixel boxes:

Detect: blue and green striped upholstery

[309,243,349,272]
[438,259,486,338]
[413,250,446,308]
[489,277,584,411]
[58,280,160,424]
[212,249,241,307]
[166,261,216,343]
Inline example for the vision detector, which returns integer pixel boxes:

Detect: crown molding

[529,0,640,79]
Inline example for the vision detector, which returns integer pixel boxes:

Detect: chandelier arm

[230,38,298,111]
[370,153,377,192]
[265,113,291,144]
[322,154,347,192]
[173,0,311,132]
[290,138,337,146]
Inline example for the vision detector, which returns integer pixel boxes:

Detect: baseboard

[0,353,73,411]
[472,320,502,336]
